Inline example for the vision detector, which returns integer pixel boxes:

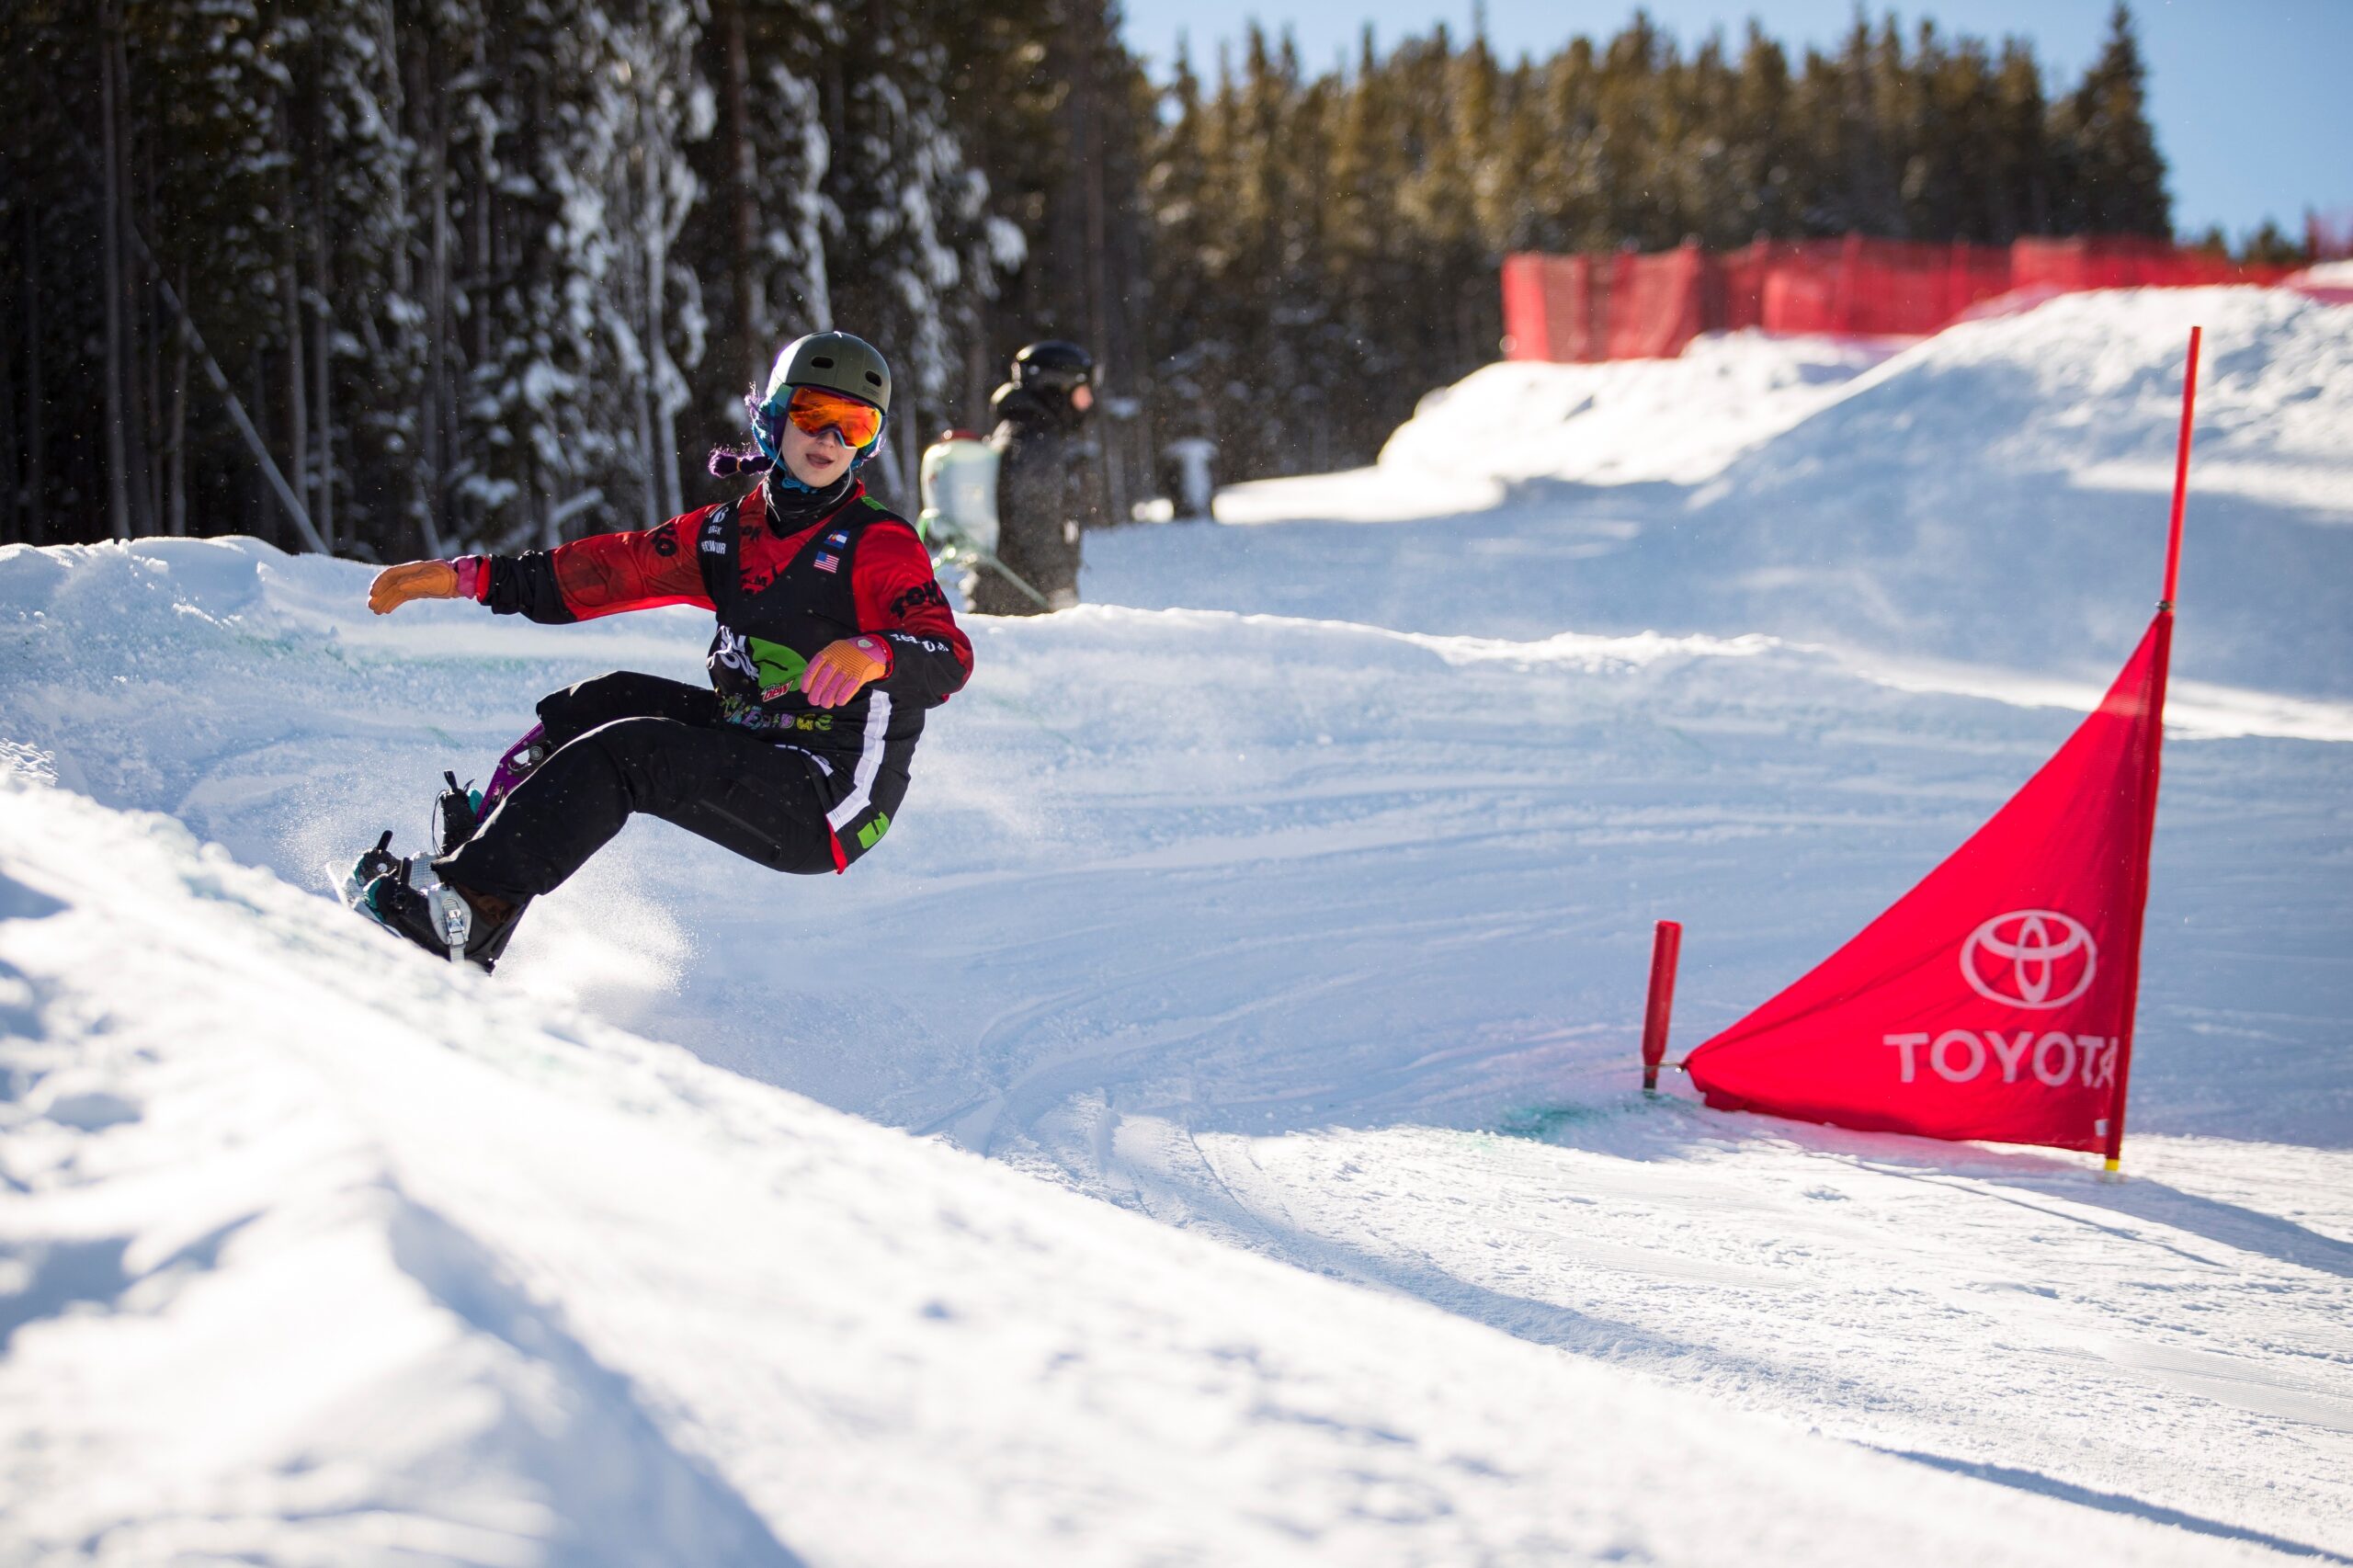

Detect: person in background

[974,340,1108,615]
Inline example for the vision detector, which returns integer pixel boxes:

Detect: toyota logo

[1961,910,2097,1010]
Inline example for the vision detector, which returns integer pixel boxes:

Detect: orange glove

[801,635,892,708]
[369,560,461,616]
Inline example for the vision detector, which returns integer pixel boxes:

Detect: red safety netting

[1607,245,1710,359]
[1501,253,1606,362]
[2010,235,2292,291]
[1505,235,2302,363]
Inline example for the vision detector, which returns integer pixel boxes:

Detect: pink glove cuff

[449,555,488,601]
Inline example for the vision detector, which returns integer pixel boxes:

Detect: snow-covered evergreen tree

[4,0,2198,543]
[824,0,1017,505]
[691,0,838,409]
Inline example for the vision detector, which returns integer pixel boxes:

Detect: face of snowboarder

[773,384,882,487]
[779,412,858,487]
[1070,383,1095,415]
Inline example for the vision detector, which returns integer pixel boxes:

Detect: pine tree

[1726,24,1796,241]
[1142,37,1216,438]
[821,0,1015,506]
[1530,37,1603,249]
[1990,39,2052,239]
[2052,3,2171,237]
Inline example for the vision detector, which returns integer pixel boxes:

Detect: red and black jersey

[472,480,972,868]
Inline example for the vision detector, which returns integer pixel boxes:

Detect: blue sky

[1116,1,2347,242]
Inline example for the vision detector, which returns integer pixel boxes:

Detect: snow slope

[15,767,2336,1566]
[1211,332,1895,522]
[1107,289,2353,698]
[4,285,2351,1562]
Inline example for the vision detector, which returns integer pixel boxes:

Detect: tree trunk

[249,356,274,545]
[814,49,845,332]
[632,295,662,534]
[311,201,335,553]
[0,254,18,544]
[116,22,158,538]
[167,270,188,537]
[22,206,44,546]
[423,53,451,550]
[965,335,990,429]
[140,87,165,535]
[719,0,764,386]
[646,158,683,521]
[99,6,133,540]
[283,257,309,542]
[1069,7,1127,525]
[470,30,491,369]
[278,85,311,544]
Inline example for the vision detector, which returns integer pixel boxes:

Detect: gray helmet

[762,331,892,413]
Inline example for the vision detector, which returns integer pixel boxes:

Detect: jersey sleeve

[851,519,974,703]
[480,509,717,624]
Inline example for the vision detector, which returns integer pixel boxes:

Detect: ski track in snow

[3,288,2351,1562]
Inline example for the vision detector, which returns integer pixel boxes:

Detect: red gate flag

[1683,618,2170,1153]
[1681,327,2201,1162]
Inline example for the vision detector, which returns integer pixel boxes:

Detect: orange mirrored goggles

[783,385,885,448]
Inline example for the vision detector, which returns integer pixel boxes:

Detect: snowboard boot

[434,771,486,855]
[361,868,530,972]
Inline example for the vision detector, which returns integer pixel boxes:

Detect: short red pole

[1641,920,1683,1092]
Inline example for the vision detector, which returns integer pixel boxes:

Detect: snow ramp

[1098,288,2353,696]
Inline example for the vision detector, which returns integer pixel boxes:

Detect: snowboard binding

[340,824,528,973]
[482,724,549,812]
[435,719,550,857]
[434,771,486,855]
[356,865,482,967]
[336,726,549,973]
[341,829,414,910]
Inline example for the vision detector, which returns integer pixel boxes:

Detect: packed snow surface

[4,285,2351,1563]
[1211,332,1895,521]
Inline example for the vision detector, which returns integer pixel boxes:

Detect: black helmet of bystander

[1011,340,1094,398]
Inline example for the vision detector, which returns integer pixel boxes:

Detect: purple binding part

[482,722,547,811]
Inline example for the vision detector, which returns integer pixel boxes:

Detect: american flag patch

[813,551,840,574]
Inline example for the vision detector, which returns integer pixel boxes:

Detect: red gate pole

[2106,324,2201,1176]
[2159,325,2201,610]
[1641,920,1683,1093]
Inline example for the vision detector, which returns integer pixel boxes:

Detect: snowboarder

[972,340,1108,615]
[352,331,972,967]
